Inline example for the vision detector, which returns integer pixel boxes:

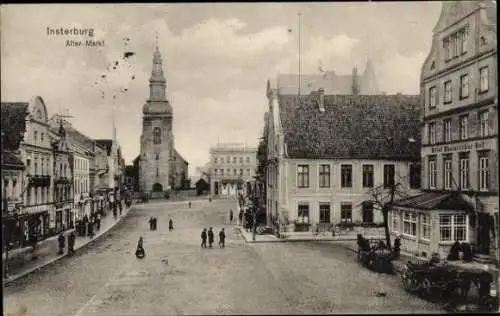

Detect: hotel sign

[431,140,486,154]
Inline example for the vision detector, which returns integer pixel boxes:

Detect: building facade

[48,120,73,232]
[391,1,498,262]
[139,42,175,194]
[172,150,189,190]
[266,85,422,233]
[209,143,258,197]
[92,142,109,191]
[277,59,379,95]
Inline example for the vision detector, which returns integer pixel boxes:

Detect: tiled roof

[278,94,421,160]
[1,151,25,169]
[1,102,29,150]
[392,192,475,212]
[95,139,113,156]
[66,126,95,151]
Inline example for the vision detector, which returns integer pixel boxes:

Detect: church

[136,39,189,195]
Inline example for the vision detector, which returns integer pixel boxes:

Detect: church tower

[139,35,174,194]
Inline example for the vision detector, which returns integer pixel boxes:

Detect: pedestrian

[219,228,225,248]
[135,236,145,258]
[169,219,174,231]
[153,217,158,230]
[149,217,154,231]
[88,218,95,238]
[201,228,207,248]
[96,212,101,231]
[188,201,191,208]
[58,232,65,255]
[68,231,75,253]
[208,227,214,248]
[239,210,243,226]
[229,209,233,224]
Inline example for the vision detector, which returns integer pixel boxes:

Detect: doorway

[152,183,163,192]
[214,181,219,195]
[476,213,491,255]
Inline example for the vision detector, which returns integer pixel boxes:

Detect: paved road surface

[3,199,443,315]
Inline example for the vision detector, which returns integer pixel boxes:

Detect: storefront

[390,191,475,261]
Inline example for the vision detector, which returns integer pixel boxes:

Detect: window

[428,122,436,144]
[297,204,309,224]
[480,67,489,92]
[362,164,374,188]
[452,34,458,57]
[479,153,489,191]
[444,158,453,190]
[460,74,469,98]
[459,28,467,54]
[318,164,330,188]
[226,168,230,175]
[153,127,161,144]
[459,115,468,140]
[341,164,352,188]
[421,214,431,240]
[232,157,236,164]
[440,214,467,242]
[246,157,250,163]
[428,158,437,189]
[233,169,237,176]
[340,203,352,223]
[362,201,374,223]
[220,169,224,176]
[409,164,421,189]
[41,133,44,143]
[319,203,331,224]
[383,164,395,189]
[403,211,417,237]
[239,169,243,176]
[239,157,243,164]
[429,86,436,108]
[41,158,44,175]
[444,81,452,103]
[156,168,159,177]
[459,155,470,190]
[479,111,489,137]
[214,157,218,164]
[444,38,450,60]
[392,211,400,233]
[297,165,309,188]
[226,156,230,163]
[34,161,38,175]
[443,119,452,142]
[155,153,159,160]
[214,169,218,176]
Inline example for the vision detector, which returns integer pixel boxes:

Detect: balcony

[54,177,71,185]
[28,175,51,187]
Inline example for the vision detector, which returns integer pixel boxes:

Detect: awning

[392,191,475,212]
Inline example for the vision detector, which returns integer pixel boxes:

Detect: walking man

[208,227,214,248]
[229,209,234,224]
[239,209,243,226]
[201,228,207,248]
[58,232,65,255]
[219,228,225,248]
[68,231,76,254]
[169,219,174,232]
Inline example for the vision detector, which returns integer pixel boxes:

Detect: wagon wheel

[420,277,433,298]
[401,270,418,293]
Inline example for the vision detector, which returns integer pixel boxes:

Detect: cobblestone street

[3,199,443,315]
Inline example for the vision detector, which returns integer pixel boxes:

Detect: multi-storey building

[48,119,73,232]
[92,142,109,192]
[265,84,422,233]
[391,1,498,262]
[209,143,257,197]
[1,102,28,249]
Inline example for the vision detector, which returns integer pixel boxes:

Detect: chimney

[352,65,359,95]
[318,88,325,112]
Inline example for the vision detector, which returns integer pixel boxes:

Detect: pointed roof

[433,1,483,33]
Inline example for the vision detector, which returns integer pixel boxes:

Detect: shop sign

[431,140,486,154]
[24,204,51,214]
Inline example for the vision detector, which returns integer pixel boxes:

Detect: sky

[1,2,442,175]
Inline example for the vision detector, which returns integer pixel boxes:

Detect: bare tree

[363,174,412,252]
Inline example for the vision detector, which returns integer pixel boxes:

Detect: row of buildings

[1,96,126,250]
[260,1,498,262]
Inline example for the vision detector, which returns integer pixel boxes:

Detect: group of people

[148,217,174,231]
[200,227,225,248]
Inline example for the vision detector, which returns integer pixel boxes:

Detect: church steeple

[149,32,167,102]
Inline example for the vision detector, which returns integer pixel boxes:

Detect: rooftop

[278,94,421,160]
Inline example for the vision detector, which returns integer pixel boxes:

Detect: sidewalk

[3,206,132,286]
[237,226,384,243]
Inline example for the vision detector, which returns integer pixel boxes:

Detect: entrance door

[477,213,491,254]
[152,183,163,192]
[214,181,219,195]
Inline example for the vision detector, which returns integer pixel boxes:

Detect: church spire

[149,32,167,102]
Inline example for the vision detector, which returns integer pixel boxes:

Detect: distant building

[172,150,189,190]
[124,165,137,191]
[392,1,498,262]
[209,143,257,197]
[276,60,379,95]
[265,83,421,233]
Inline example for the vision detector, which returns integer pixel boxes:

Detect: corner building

[392,1,498,262]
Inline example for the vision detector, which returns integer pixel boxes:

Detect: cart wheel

[479,296,498,312]
[420,277,432,297]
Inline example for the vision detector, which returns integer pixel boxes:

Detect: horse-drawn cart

[401,260,498,312]
[356,235,394,274]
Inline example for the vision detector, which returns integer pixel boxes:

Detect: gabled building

[277,60,379,95]
[265,83,421,233]
[392,1,498,262]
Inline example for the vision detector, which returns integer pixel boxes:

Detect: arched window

[153,127,162,144]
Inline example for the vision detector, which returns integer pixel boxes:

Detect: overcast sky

[1,2,442,175]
